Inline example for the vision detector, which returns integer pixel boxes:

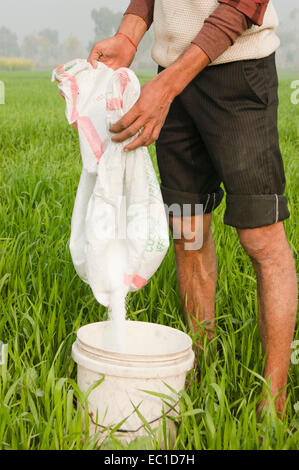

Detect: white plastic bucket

[72,321,194,441]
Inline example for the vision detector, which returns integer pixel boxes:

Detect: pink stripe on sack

[132,274,147,289]
[117,70,130,96]
[56,72,102,160]
[60,72,79,122]
[124,273,147,289]
[55,64,65,73]
[106,97,123,110]
[77,116,103,162]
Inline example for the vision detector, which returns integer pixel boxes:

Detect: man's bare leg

[237,222,298,416]
[170,214,217,346]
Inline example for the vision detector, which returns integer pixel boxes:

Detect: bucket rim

[76,320,193,361]
[72,340,195,378]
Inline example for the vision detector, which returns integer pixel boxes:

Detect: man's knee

[170,214,212,251]
[237,222,286,264]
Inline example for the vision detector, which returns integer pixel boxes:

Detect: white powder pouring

[103,239,129,353]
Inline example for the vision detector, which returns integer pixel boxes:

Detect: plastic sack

[52,59,169,307]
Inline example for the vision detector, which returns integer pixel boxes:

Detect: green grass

[0,70,298,450]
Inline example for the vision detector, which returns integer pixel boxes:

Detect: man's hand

[88,13,147,70]
[88,35,136,70]
[110,73,176,151]
[110,44,210,151]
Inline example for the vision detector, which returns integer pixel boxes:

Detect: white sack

[52,59,169,307]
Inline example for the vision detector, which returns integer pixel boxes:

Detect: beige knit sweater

[151,0,280,67]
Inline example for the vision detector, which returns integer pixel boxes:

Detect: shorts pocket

[242,57,269,106]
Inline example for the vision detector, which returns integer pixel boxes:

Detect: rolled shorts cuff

[224,194,290,228]
[160,185,224,216]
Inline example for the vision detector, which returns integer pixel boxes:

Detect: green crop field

[0,70,298,450]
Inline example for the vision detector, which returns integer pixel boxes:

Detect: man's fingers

[142,126,161,147]
[124,125,155,152]
[87,55,98,69]
[88,47,102,69]
[110,106,141,134]
[111,118,144,143]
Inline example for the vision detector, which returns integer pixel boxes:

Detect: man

[88,0,297,417]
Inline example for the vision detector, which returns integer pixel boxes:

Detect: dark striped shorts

[156,52,290,228]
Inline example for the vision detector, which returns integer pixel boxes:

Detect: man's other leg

[238,222,297,416]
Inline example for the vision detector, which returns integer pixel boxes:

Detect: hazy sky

[1,0,298,48]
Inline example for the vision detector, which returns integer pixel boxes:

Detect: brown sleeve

[191,4,253,62]
[124,0,155,30]
[218,0,270,26]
